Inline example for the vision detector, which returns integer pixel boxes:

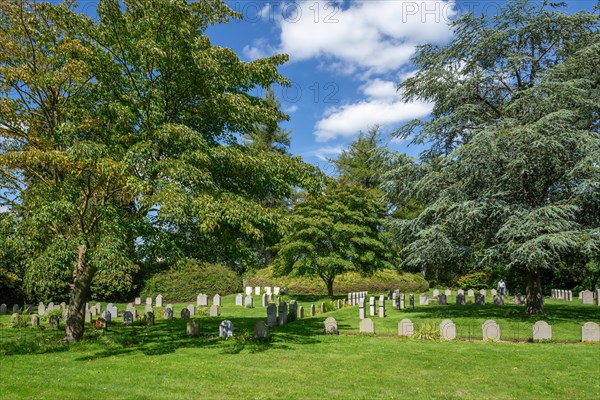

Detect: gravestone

[482,320,500,341]
[164,307,173,320]
[145,297,152,306]
[278,302,287,325]
[102,310,111,323]
[213,294,221,307]
[265,287,272,295]
[398,318,414,337]
[273,286,280,295]
[180,308,190,320]
[513,295,525,305]
[0,304,6,314]
[235,294,243,306]
[348,293,353,305]
[444,289,451,296]
[187,319,199,337]
[298,306,304,319]
[532,321,552,341]
[219,320,234,338]
[31,314,39,327]
[38,303,46,316]
[597,289,600,306]
[359,298,366,320]
[392,292,398,310]
[323,317,338,335]
[10,313,19,324]
[378,296,385,318]
[12,304,19,313]
[95,303,102,314]
[493,295,504,305]
[197,294,208,307]
[360,318,374,333]
[245,286,252,295]
[24,304,33,314]
[144,311,154,326]
[419,294,428,305]
[479,289,487,296]
[320,302,326,313]
[49,315,60,330]
[269,293,274,302]
[254,286,261,295]
[457,289,464,296]
[134,297,141,305]
[310,304,315,317]
[47,302,54,311]
[580,290,593,305]
[369,297,376,316]
[440,319,456,340]
[289,300,297,321]
[432,289,439,297]
[245,295,253,308]
[400,293,405,310]
[267,303,277,327]
[254,321,269,339]
[187,304,195,316]
[262,293,268,307]
[475,294,485,305]
[409,293,414,310]
[210,305,219,317]
[145,304,153,314]
[85,310,92,323]
[123,311,133,325]
[155,294,163,308]
[456,294,466,305]
[467,289,474,297]
[581,322,600,342]
[337,299,342,309]
[491,289,497,296]
[438,294,447,305]
[166,304,173,311]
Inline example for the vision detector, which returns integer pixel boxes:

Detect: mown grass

[0,293,599,399]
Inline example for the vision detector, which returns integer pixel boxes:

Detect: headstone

[479,289,487,296]
[47,302,54,311]
[262,293,268,307]
[467,289,474,297]
[59,302,66,310]
[444,289,451,296]
[438,294,447,305]
[85,310,92,323]
[392,293,398,310]
[567,290,573,301]
[49,315,60,330]
[398,318,414,337]
[493,295,504,305]
[457,289,464,296]
[265,287,272,295]
[409,293,414,310]
[146,297,152,306]
[144,312,154,326]
[359,298,366,320]
[267,303,277,327]
[289,300,297,321]
[145,304,153,314]
[419,294,428,305]
[219,320,234,338]
[298,306,304,319]
[532,321,552,341]
[320,302,326,313]
[10,313,19,324]
[337,299,342,309]
[360,318,374,333]
[323,317,338,335]
[166,304,173,311]
[187,319,199,337]
[491,289,497,296]
[400,293,405,310]
[0,304,6,314]
[456,293,466,305]
[310,304,315,317]
[245,295,253,308]
[278,302,287,325]
[475,294,485,305]
[482,320,500,341]
[348,293,353,305]
[12,304,19,313]
[378,295,385,318]
[213,294,221,307]
[597,289,600,306]
[197,294,208,307]
[581,322,600,342]
[273,287,280,295]
[210,305,219,317]
[432,289,439,297]
[102,310,111,323]
[513,295,526,305]
[164,307,173,320]
[134,297,141,305]
[180,308,190,320]
[187,304,195,316]
[440,319,456,340]
[38,303,46,316]
[235,294,243,306]
[155,294,163,307]
[31,314,39,327]
[95,302,102,314]
[254,286,261,295]
[254,321,269,339]
[123,311,133,325]
[245,286,252,295]
[369,297,376,316]
[580,290,593,305]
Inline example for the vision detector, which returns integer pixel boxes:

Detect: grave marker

[440,319,456,340]
[219,320,234,338]
[180,308,190,320]
[187,319,199,337]
[245,295,253,308]
[267,303,277,327]
[532,321,552,341]
[155,294,163,307]
[210,305,219,317]
[323,317,338,335]
[164,307,173,320]
[123,311,133,325]
[360,318,374,333]
[254,321,269,339]
[398,318,414,337]
[482,320,500,341]
[278,302,287,325]
[378,296,385,318]
[235,294,243,306]
[581,322,600,342]
[213,294,221,307]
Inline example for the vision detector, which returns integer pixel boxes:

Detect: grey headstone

[273,286,280,295]
[213,294,221,307]
[85,310,92,323]
[320,302,326,313]
[0,304,6,314]
[438,294,447,305]
[475,294,485,305]
[409,293,414,310]
[145,304,153,314]
[444,289,451,296]
[337,299,342,309]
[482,320,500,341]
[440,319,456,340]
[289,300,297,321]
[467,289,474,297]
[491,289,497,296]
[278,302,287,325]
[197,294,208,307]
[134,297,141,305]
[187,304,195,316]
[262,293,268,307]
[102,310,111,322]
[267,303,277,327]
[254,286,261,295]
[95,302,101,314]
[323,317,338,335]
[298,306,304,319]
[235,294,243,306]
[359,298,366,320]
[456,293,466,305]
[369,296,376,316]
[110,306,118,319]
[245,286,252,295]
[457,289,464,296]
[38,303,46,316]
[378,296,385,318]
[155,294,163,307]
[532,320,552,341]
[254,321,269,339]
[123,311,133,325]
[210,304,219,317]
[310,304,315,316]
[180,308,190,320]
[479,289,487,296]
[145,297,152,306]
[245,295,253,308]
[164,307,173,320]
[419,294,428,305]
[219,320,234,338]
[398,318,414,337]
[400,292,405,309]
[265,286,272,295]
[513,295,526,305]
[187,319,200,337]
[31,314,39,327]
[360,318,374,333]
[581,322,600,342]
[144,312,154,326]
[493,295,504,305]
[12,304,19,313]
[432,289,439,297]
[580,290,593,305]
[49,315,60,330]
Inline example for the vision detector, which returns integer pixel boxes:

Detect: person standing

[498,279,506,296]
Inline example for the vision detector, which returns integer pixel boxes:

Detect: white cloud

[305,145,344,161]
[284,105,298,113]
[242,38,276,60]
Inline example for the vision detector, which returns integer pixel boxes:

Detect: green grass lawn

[1,294,599,399]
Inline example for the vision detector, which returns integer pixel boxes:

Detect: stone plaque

[323,317,338,335]
[398,318,414,337]
[482,320,500,341]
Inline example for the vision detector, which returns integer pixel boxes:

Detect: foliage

[245,266,428,295]
[455,272,491,290]
[386,0,600,314]
[140,260,242,302]
[273,181,393,297]
[412,323,441,341]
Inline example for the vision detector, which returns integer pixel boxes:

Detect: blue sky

[203,0,597,173]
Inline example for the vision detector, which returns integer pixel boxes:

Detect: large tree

[387,0,599,313]
[0,0,319,342]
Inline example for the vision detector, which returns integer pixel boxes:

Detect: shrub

[140,260,242,302]
[244,267,429,295]
[455,272,491,290]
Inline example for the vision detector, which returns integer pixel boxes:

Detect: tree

[273,181,392,297]
[387,0,599,313]
[0,0,319,342]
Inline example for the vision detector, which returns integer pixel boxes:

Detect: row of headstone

[347,291,367,306]
[245,286,281,296]
[358,296,386,319]
[551,289,573,301]
[391,292,414,310]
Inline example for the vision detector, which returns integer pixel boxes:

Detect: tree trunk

[63,245,96,343]
[325,277,334,299]
[525,269,544,314]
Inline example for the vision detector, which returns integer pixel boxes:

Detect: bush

[455,272,491,290]
[140,260,242,302]
[245,267,429,295]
